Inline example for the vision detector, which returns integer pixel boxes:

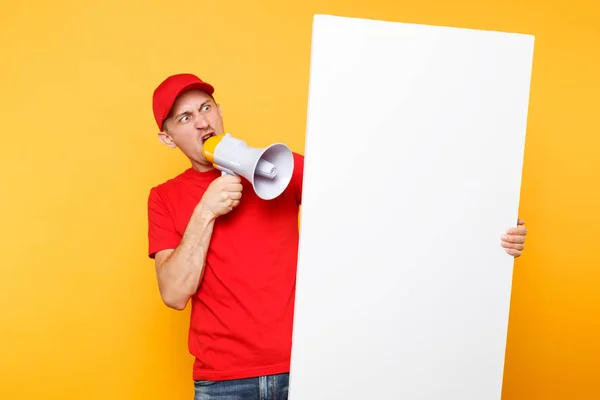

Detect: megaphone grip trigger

[218,166,237,176]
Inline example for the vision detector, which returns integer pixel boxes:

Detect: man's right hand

[154,174,242,310]
[198,174,243,218]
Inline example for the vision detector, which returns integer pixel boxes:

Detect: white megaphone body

[202,133,294,200]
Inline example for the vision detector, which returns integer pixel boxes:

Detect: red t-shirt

[147,152,304,381]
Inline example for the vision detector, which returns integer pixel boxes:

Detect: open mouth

[201,132,216,144]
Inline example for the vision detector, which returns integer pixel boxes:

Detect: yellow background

[1,0,598,398]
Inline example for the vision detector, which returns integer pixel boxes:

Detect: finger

[517,219,525,226]
[223,175,242,183]
[229,191,242,200]
[225,200,240,211]
[505,248,522,257]
[501,241,525,251]
[220,191,230,202]
[226,183,244,193]
[506,226,527,236]
[501,234,525,244]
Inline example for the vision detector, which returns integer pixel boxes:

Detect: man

[147,73,529,399]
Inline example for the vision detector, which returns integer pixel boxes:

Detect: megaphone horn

[203,133,294,200]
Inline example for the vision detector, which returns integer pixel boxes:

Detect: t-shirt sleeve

[147,187,180,259]
[292,152,304,205]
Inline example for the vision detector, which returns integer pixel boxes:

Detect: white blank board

[289,14,534,400]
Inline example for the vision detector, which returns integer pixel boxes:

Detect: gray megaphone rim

[250,143,294,200]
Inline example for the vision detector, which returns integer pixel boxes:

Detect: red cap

[152,73,215,130]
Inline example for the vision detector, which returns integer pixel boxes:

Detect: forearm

[156,206,215,310]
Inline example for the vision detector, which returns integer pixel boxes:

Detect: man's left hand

[501,219,528,257]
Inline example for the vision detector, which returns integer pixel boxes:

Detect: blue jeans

[194,373,289,400]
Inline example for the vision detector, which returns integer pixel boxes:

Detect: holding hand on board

[501,219,528,257]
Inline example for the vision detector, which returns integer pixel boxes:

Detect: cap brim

[176,81,215,98]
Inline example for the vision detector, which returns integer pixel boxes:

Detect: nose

[194,112,209,129]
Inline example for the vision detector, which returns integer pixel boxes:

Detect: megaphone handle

[217,166,237,176]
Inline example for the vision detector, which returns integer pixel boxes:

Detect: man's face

[159,89,225,171]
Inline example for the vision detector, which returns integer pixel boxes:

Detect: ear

[157,130,177,149]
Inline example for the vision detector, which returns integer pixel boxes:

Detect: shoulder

[292,152,304,173]
[149,169,193,197]
[147,170,192,210]
[288,152,304,204]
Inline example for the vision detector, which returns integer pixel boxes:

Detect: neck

[190,160,216,173]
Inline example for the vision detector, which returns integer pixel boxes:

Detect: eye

[179,115,190,123]
[202,104,211,112]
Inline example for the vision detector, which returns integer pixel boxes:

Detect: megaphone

[203,133,294,200]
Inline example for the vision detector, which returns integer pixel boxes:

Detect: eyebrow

[173,100,212,120]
